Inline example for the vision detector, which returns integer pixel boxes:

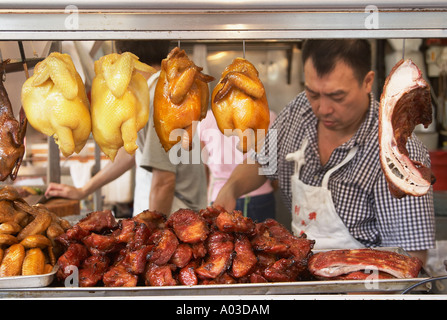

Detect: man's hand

[45,182,86,200]
[213,184,237,212]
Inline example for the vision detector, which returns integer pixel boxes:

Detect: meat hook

[0,49,5,81]
[17,41,30,79]
[402,38,406,60]
[243,40,246,59]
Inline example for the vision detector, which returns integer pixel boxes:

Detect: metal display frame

[0,1,446,40]
[1,1,446,206]
[0,0,445,298]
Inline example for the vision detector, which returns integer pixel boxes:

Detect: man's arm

[213,161,267,212]
[45,147,135,199]
[149,168,176,215]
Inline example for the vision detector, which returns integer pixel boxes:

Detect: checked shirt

[256,91,435,251]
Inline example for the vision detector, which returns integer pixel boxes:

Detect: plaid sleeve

[254,108,286,180]
[372,134,436,251]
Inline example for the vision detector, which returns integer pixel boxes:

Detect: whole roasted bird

[91,52,156,160]
[21,52,91,157]
[154,47,214,152]
[0,60,26,181]
[211,57,270,153]
[379,59,434,198]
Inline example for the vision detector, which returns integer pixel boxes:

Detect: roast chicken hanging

[153,47,214,152]
[91,52,156,161]
[0,60,26,181]
[211,57,270,153]
[21,52,91,158]
[379,59,434,198]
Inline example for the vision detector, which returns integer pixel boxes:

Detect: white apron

[286,138,364,250]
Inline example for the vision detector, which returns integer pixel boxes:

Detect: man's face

[304,59,374,135]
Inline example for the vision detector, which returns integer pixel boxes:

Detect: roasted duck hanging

[91,52,156,161]
[154,47,214,152]
[211,57,270,153]
[379,59,434,198]
[21,52,91,158]
[0,60,26,181]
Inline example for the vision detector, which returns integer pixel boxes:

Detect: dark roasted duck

[0,60,26,181]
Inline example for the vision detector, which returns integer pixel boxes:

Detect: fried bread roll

[22,248,45,275]
[0,243,25,277]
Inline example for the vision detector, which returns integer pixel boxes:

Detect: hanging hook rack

[0,49,6,82]
[242,40,246,59]
[18,41,30,79]
[402,38,406,60]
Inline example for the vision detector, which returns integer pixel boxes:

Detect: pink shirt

[199,109,277,202]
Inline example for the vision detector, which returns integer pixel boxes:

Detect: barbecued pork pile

[379,59,434,198]
[56,207,315,287]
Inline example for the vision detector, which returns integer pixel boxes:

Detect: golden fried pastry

[0,221,22,234]
[0,234,18,246]
[17,211,52,241]
[0,185,22,201]
[19,234,52,249]
[0,243,25,277]
[0,200,16,223]
[44,263,53,274]
[22,248,45,276]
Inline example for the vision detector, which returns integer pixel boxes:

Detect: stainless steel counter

[0,1,446,40]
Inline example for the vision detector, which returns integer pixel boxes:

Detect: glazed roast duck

[212,57,270,153]
[379,59,435,198]
[154,47,214,152]
[0,60,26,181]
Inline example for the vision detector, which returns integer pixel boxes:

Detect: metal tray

[0,266,57,289]
[0,247,431,298]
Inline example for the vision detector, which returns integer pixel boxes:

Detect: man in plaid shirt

[214,39,435,264]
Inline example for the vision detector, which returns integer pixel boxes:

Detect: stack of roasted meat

[55,207,315,287]
[55,206,423,287]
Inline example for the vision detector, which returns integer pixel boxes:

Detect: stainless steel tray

[0,276,431,298]
[0,247,431,298]
[0,266,57,289]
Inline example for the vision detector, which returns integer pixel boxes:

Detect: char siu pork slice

[308,248,422,279]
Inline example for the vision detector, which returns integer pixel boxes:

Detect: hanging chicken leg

[154,47,214,152]
[0,60,26,181]
[211,57,270,153]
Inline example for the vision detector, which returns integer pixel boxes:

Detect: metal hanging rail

[0,1,446,40]
[1,0,447,10]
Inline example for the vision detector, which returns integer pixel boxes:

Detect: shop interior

[0,38,446,291]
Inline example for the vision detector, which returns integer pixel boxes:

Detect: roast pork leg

[379,59,434,198]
